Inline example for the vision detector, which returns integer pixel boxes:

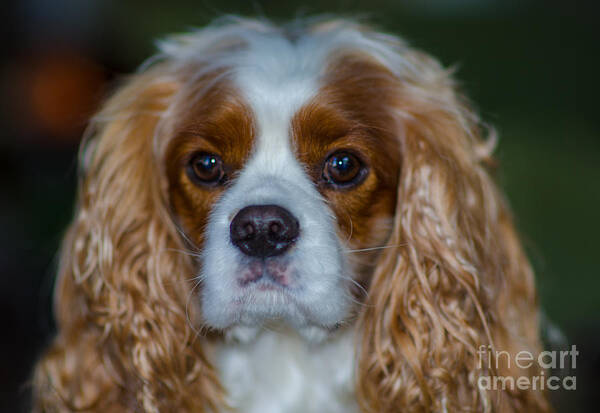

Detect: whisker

[332,273,371,307]
[163,247,203,259]
[185,276,206,340]
[344,243,407,253]
[342,290,371,308]
[171,221,202,254]
[345,214,354,244]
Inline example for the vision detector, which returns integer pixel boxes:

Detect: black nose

[230,205,300,258]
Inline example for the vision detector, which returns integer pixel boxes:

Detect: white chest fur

[215,327,359,413]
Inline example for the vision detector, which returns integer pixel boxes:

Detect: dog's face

[165,53,400,336]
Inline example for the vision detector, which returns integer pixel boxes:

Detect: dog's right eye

[186,152,225,186]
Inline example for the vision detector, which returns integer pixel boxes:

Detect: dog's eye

[322,151,366,188]
[186,152,225,186]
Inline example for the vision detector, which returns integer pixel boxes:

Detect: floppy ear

[356,53,551,412]
[32,67,223,412]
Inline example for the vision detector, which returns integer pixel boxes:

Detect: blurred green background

[1,0,598,411]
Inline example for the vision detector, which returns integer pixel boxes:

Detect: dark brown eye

[322,151,366,188]
[186,152,225,186]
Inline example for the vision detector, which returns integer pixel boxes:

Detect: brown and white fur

[32,17,551,413]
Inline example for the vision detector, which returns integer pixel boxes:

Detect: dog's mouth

[236,257,297,288]
[230,258,306,315]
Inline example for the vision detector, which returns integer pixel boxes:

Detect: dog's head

[35,17,550,413]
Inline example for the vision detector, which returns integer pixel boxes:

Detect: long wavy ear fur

[356,52,551,412]
[32,67,223,412]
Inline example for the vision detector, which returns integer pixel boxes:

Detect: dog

[32,17,551,413]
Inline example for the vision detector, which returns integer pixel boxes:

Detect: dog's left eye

[322,151,367,188]
[186,152,225,186]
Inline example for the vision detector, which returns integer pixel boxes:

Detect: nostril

[230,205,300,258]
[243,223,255,239]
[269,222,281,236]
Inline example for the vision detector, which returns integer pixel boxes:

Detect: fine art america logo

[477,345,578,391]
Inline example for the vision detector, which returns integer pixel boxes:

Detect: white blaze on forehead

[230,35,323,179]
[236,76,313,180]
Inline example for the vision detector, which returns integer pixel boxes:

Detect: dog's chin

[223,323,339,345]
[202,272,351,344]
[204,293,347,344]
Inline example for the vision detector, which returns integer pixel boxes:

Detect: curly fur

[356,52,549,411]
[32,70,224,412]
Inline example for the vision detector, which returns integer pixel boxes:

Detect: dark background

[1,0,598,412]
